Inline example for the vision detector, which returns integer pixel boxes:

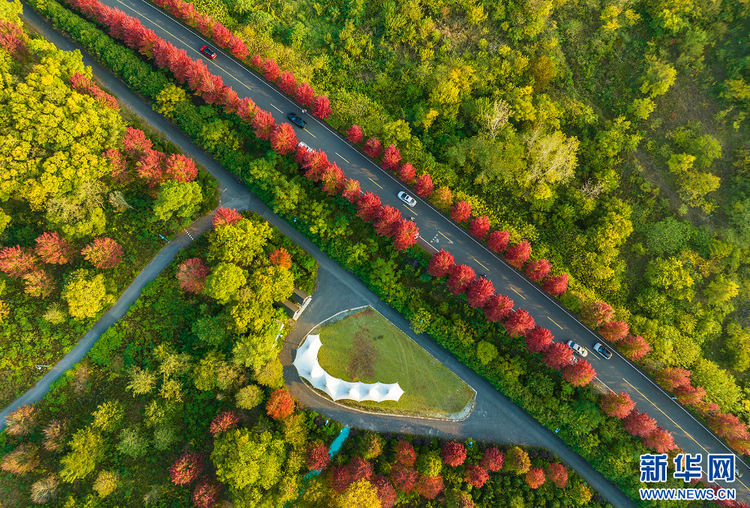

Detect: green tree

[645,257,695,301]
[153,181,202,222]
[203,262,247,304]
[208,217,271,267]
[704,274,739,310]
[117,426,149,459]
[725,322,750,372]
[192,316,228,347]
[62,269,113,320]
[691,359,741,411]
[247,265,295,304]
[417,450,443,477]
[91,400,124,433]
[477,341,498,365]
[236,385,264,410]
[60,427,106,482]
[127,366,157,396]
[336,479,382,508]
[93,471,119,498]
[640,58,677,98]
[212,429,288,495]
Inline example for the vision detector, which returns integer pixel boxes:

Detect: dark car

[288,112,306,129]
[593,342,612,360]
[199,45,217,59]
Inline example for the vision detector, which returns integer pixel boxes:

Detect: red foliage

[252,109,277,141]
[176,258,209,293]
[212,207,242,228]
[643,427,677,453]
[251,54,262,69]
[357,192,382,222]
[312,95,332,119]
[525,326,554,354]
[655,367,692,391]
[466,277,495,308]
[504,309,535,338]
[525,467,546,489]
[580,300,614,329]
[543,273,569,296]
[450,201,472,223]
[480,448,504,472]
[236,97,258,122]
[342,179,362,203]
[302,150,331,182]
[261,57,281,82]
[464,465,489,488]
[266,389,295,420]
[447,264,476,295]
[330,465,352,494]
[707,412,750,442]
[269,248,293,270]
[0,19,28,57]
[440,441,466,468]
[137,149,166,187]
[394,441,417,467]
[363,137,383,158]
[546,463,568,488]
[209,411,239,435]
[599,320,629,342]
[393,220,420,251]
[470,216,490,239]
[487,230,510,253]
[306,442,330,471]
[70,72,119,110]
[483,293,514,322]
[23,270,55,298]
[122,127,152,157]
[600,391,636,419]
[428,250,455,278]
[164,153,198,182]
[192,477,221,508]
[562,359,596,387]
[399,163,416,185]
[81,238,123,269]
[169,452,204,485]
[525,259,551,282]
[270,123,299,154]
[432,186,453,210]
[374,206,402,238]
[504,241,531,269]
[623,410,658,438]
[278,70,297,95]
[414,173,434,197]
[543,343,573,370]
[348,456,374,482]
[104,148,130,183]
[295,82,315,108]
[35,232,74,265]
[619,334,651,360]
[390,465,418,493]
[674,384,706,407]
[347,124,364,145]
[381,144,401,171]
[321,164,346,195]
[372,475,397,508]
[416,475,444,499]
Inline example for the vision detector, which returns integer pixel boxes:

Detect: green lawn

[316,307,474,419]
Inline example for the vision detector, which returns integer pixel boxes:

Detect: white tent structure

[294,334,405,403]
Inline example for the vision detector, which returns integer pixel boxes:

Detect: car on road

[298,141,313,152]
[566,340,588,357]
[288,112,306,129]
[199,45,217,59]
[398,191,417,207]
[408,216,416,222]
[593,342,612,359]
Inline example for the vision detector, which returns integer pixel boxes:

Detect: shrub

[440,441,466,468]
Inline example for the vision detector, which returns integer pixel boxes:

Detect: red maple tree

[440,441,466,468]
[394,440,416,467]
[470,216,490,239]
[176,258,209,293]
[525,326,554,354]
[655,367,692,391]
[390,465,418,493]
[347,124,364,144]
[505,241,531,269]
[81,237,123,269]
[252,109,277,141]
[212,207,242,227]
[372,475,397,508]
[374,206,402,238]
[450,201,472,223]
[464,465,489,488]
[312,95,331,118]
[623,410,657,438]
[643,427,677,453]
[599,320,629,342]
[278,70,297,95]
[447,264,476,295]
[270,123,298,154]
[164,153,198,182]
[192,477,221,508]
[619,334,651,360]
[483,293,514,322]
[363,137,383,158]
[674,384,706,407]
[236,96,258,122]
[543,343,573,370]
[295,82,315,107]
[104,148,130,183]
[504,309,535,338]
[330,465,352,494]
[251,54,262,69]
[348,456,374,482]
[428,250,455,278]
[393,220,419,251]
[342,179,362,203]
[546,463,568,488]
[306,441,330,471]
[480,448,504,472]
[562,359,596,387]
[261,57,281,82]
[321,164,346,195]
[35,232,74,265]
[414,174,434,197]
[399,163,416,185]
[543,273,569,296]
[416,475,444,499]
[381,144,401,171]
[525,259,551,282]
[137,149,166,187]
[525,467,546,489]
[600,391,636,419]
[432,186,453,210]
[269,248,293,270]
[466,277,495,308]
[357,192,382,222]
[580,300,614,329]
[23,270,55,298]
[487,230,510,253]
[266,388,295,420]
[707,413,750,442]
[170,452,204,485]
[302,150,331,182]
[122,127,152,157]
[209,411,239,435]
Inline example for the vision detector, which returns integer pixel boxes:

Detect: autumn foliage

[543,343,573,370]
[342,179,362,203]
[393,220,420,251]
[599,320,629,342]
[312,95,332,118]
[546,463,568,488]
[487,230,510,253]
[261,57,280,82]
[600,391,636,419]
[0,246,37,278]
[470,216,490,239]
[81,237,123,269]
[414,173,434,197]
[348,456,374,482]
[169,452,204,485]
[270,123,298,154]
[484,293,514,322]
[70,72,118,110]
[347,124,364,144]
[381,144,402,171]
[390,465,418,492]
[252,110,276,140]
[192,478,222,508]
[394,440,416,467]
[374,206,402,238]
[525,326,554,354]
[330,465,352,494]
[440,441,466,468]
[504,241,531,269]
[269,248,293,270]
[399,163,416,185]
[295,82,314,107]
[543,273,569,296]
[562,359,596,387]
[278,70,296,94]
[356,192,382,222]
[450,201,472,223]
[623,410,657,438]
[373,475,397,508]
[466,277,495,308]
[525,467,546,489]
[428,250,455,278]
[209,411,239,435]
[35,232,74,265]
[480,448,504,472]
[504,309,535,338]
[266,389,295,420]
[447,264,475,294]
[416,475,444,499]
[306,441,330,471]
[643,427,677,453]
[619,334,651,360]
[464,465,489,488]
[525,259,551,282]
[363,137,383,158]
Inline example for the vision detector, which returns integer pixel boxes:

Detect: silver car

[566,340,588,357]
[398,191,416,207]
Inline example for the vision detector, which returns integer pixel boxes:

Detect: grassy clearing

[316,307,474,419]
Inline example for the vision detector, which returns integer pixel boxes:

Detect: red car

[200,45,216,59]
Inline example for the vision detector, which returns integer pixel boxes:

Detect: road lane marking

[307,131,317,139]
[548,317,563,330]
[368,178,382,189]
[402,205,417,215]
[623,378,709,454]
[271,104,283,113]
[510,287,526,300]
[474,259,489,271]
[438,231,453,244]
[335,152,350,164]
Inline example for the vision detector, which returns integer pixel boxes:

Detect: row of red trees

[69,72,119,110]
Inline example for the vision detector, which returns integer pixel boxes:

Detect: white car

[298,141,313,152]
[566,340,588,357]
[398,191,416,207]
